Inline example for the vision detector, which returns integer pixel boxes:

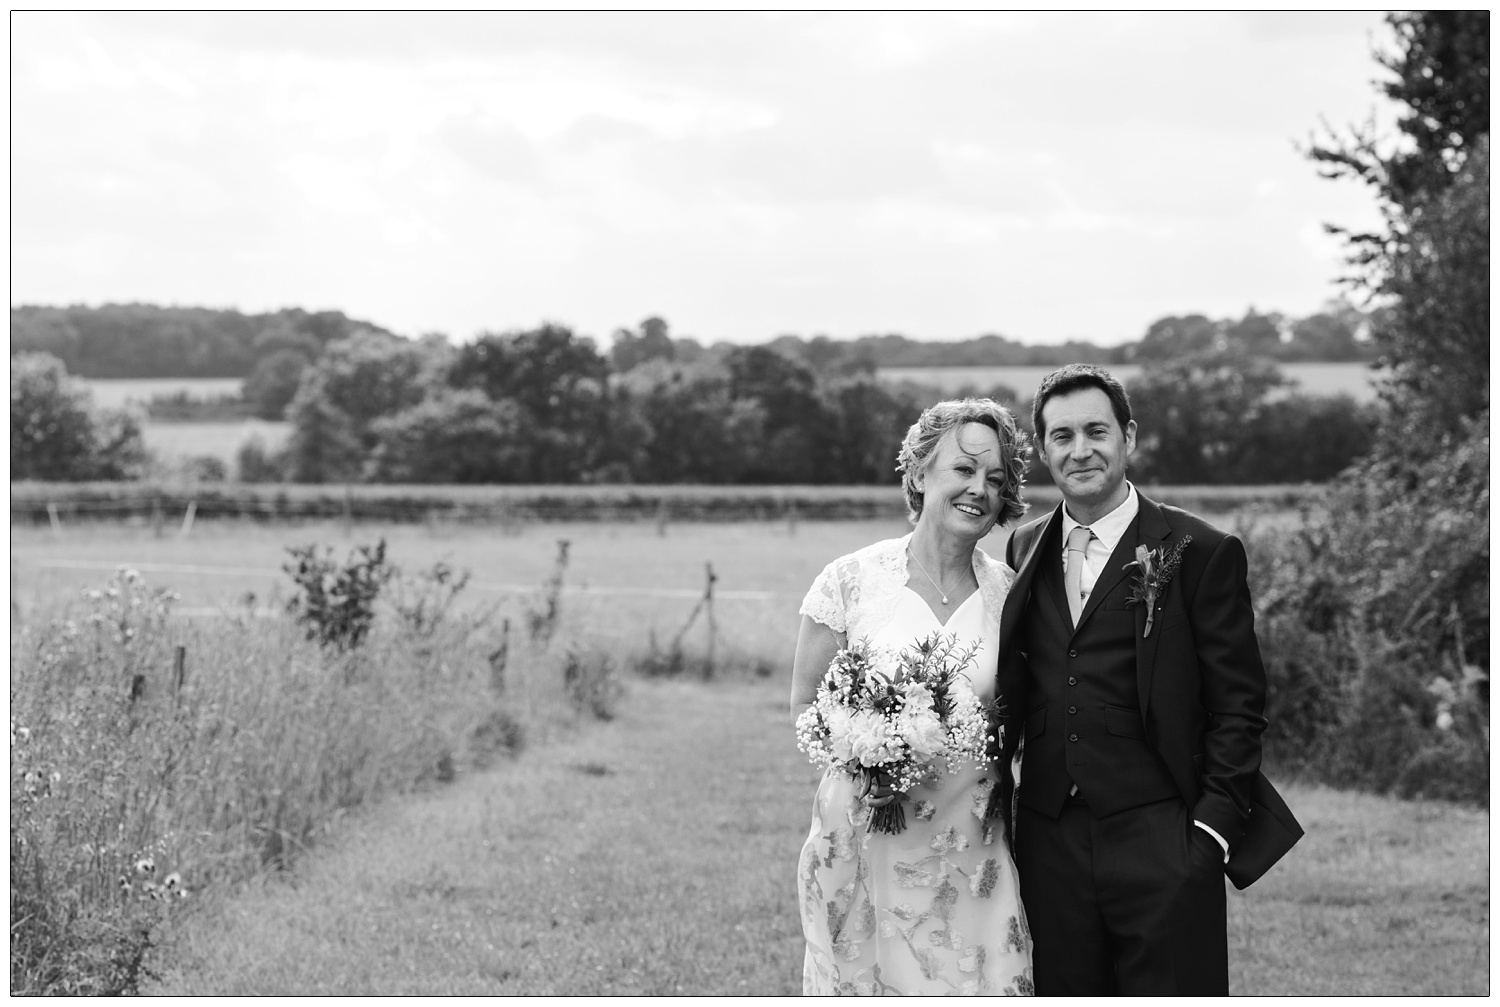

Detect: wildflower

[135,856,155,876]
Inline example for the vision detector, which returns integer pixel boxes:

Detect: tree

[1375,135,1489,440]
[1308,11,1489,439]
[282,376,362,483]
[1128,349,1288,484]
[450,324,612,482]
[823,379,919,484]
[10,352,146,481]
[367,389,528,483]
[243,348,313,420]
[12,352,103,480]
[725,346,834,482]
[1129,315,1219,361]
[609,316,676,373]
[631,374,765,483]
[1222,309,1286,358]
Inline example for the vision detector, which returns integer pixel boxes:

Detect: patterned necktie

[1064,526,1093,626]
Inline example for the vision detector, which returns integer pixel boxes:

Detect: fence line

[18,557,780,601]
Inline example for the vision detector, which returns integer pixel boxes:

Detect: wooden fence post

[46,503,62,537]
[173,645,187,704]
[179,501,197,539]
[704,562,718,679]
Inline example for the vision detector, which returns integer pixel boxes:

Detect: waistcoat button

[1067,676,1077,685]
[1068,705,1077,714]
[1068,733,1078,742]
[1068,648,1078,658]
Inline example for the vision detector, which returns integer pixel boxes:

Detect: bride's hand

[859,773,897,808]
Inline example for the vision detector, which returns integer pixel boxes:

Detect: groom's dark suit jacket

[997,491,1300,886]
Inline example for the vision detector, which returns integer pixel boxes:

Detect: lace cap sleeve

[973,548,1016,620]
[800,555,853,633]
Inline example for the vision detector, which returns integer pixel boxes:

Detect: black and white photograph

[9,11,1488,996]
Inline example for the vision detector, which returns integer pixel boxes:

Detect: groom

[995,364,1299,995]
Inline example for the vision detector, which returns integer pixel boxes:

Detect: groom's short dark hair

[1032,364,1133,438]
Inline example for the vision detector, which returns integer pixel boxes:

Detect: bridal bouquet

[795,633,998,834]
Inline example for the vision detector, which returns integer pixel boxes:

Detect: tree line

[14,310,1377,488]
[10,296,1377,391]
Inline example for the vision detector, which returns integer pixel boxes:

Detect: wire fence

[11,481,1323,531]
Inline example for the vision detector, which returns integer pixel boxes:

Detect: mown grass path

[144,678,1488,996]
[145,679,816,995]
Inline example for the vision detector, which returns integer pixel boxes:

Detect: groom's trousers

[1015,793,1228,995]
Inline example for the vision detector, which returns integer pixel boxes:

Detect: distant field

[878,362,1381,402]
[11,501,1307,673]
[141,420,293,467]
[83,377,244,408]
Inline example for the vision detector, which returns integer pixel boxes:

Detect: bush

[1249,413,1488,800]
[283,540,393,652]
[235,436,285,483]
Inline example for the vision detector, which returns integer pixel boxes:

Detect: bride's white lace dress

[797,534,1033,996]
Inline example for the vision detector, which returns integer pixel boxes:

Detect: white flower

[848,710,899,767]
[824,707,856,763]
[897,706,947,759]
[902,681,936,713]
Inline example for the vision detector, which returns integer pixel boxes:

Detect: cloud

[11,11,1399,345]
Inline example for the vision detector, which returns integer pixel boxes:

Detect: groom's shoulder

[1148,496,1234,548]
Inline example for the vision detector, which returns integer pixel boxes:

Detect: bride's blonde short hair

[896,398,1030,527]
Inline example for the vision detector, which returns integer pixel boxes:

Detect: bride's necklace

[908,547,958,605]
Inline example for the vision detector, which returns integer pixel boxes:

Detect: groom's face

[1036,387,1136,517]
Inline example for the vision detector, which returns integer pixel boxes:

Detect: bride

[791,398,1034,996]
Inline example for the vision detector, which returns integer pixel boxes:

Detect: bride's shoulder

[972,545,1016,592]
[814,536,908,584]
[821,535,906,567]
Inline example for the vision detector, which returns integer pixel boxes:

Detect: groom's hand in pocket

[1187,824,1226,875]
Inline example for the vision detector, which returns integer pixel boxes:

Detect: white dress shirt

[1060,483,1139,609]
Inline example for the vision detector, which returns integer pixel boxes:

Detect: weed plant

[10,542,619,995]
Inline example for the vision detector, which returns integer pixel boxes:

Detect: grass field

[138,419,292,470]
[12,513,1488,995]
[139,677,1488,996]
[10,517,929,673]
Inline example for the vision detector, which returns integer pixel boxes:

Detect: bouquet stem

[868,799,907,835]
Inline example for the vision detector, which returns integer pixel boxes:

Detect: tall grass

[9,544,612,995]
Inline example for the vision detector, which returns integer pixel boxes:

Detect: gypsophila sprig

[795,632,999,834]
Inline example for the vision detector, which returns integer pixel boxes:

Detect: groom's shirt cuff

[1194,820,1230,863]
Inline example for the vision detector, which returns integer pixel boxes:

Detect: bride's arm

[789,614,843,725]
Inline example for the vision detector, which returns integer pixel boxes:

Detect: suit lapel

[998,504,1062,656]
[1131,495,1172,719]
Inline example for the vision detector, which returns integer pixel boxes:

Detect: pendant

[941,596,949,605]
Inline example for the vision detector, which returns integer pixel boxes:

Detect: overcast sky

[12,11,1402,347]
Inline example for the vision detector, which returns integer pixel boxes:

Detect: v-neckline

[903,584,980,629]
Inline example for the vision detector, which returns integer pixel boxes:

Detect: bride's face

[915,422,1006,542]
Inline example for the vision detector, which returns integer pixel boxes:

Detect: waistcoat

[1018,517,1178,819]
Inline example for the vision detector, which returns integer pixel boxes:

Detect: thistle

[1124,535,1192,637]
